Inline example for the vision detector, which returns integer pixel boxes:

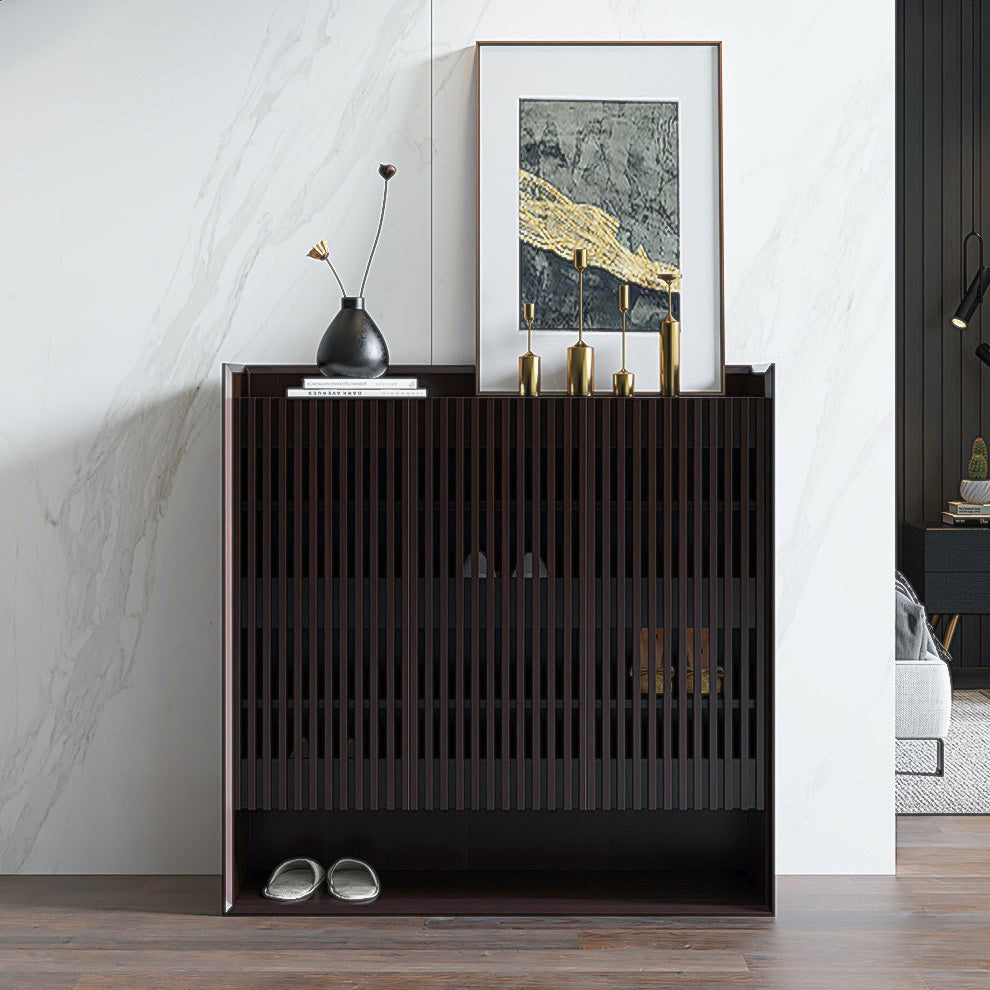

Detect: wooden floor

[1,817,988,989]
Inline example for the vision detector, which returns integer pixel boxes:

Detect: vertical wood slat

[616,403,626,811]
[403,402,419,810]
[601,402,612,811]
[693,402,704,807]
[545,402,557,811]
[261,401,273,809]
[323,403,334,810]
[723,399,735,809]
[939,0,961,644]
[411,401,420,810]
[368,404,380,810]
[354,404,365,810]
[578,403,589,810]
[424,404,434,811]
[455,402,466,810]
[756,398,767,810]
[385,403,396,810]
[563,404,574,810]
[439,404,450,810]
[338,402,349,811]
[245,402,257,809]
[678,400,689,810]
[515,404,526,810]
[500,403,511,810]
[231,403,242,811]
[583,401,596,809]
[272,402,285,812]
[740,400,751,810]
[401,406,411,811]
[531,400,542,810]
[708,402,719,810]
[656,400,667,811]
[292,403,303,809]
[308,404,318,811]
[631,402,642,809]
[486,402,496,809]
[471,407,481,810]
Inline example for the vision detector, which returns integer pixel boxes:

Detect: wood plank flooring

[0,817,987,989]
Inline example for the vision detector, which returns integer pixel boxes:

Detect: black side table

[901,522,990,650]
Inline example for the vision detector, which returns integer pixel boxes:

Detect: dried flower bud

[307,240,329,261]
[378,163,396,181]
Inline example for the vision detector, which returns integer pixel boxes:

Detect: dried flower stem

[359,180,388,297]
[325,258,347,296]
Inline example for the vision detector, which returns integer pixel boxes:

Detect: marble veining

[0,0,893,874]
[0,0,429,872]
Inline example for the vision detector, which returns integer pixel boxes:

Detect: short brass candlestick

[659,274,680,396]
[567,247,594,396]
[613,282,634,396]
[518,302,541,396]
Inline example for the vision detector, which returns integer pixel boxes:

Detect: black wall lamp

[952,232,990,329]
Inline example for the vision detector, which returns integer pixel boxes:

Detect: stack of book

[286,376,426,398]
[942,500,990,524]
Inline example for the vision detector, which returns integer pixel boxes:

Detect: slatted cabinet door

[230,389,772,816]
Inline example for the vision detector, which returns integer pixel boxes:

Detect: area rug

[896,690,990,813]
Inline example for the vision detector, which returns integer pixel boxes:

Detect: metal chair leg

[895,738,946,777]
[943,615,961,651]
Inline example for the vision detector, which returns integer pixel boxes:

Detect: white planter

[959,478,990,504]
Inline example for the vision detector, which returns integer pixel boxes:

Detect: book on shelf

[946,500,990,516]
[301,376,419,390]
[286,387,427,398]
[942,510,990,525]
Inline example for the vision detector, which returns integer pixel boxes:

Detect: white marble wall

[0,0,894,873]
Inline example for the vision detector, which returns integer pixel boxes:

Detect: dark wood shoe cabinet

[222,364,775,915]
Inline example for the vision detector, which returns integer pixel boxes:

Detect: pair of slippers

[262,856,380,905]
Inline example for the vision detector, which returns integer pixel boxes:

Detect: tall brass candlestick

[659,274,680,396]
[518,302,541,396]
[567,247,594,396]
[613,282,634,396]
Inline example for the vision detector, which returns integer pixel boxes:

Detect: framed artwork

[475,42,725,394]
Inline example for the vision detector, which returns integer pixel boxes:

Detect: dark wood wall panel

[899,0,990,667]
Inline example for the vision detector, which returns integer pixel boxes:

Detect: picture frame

[475,41,726,395]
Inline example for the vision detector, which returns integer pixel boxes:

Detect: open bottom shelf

[230,868,770,916]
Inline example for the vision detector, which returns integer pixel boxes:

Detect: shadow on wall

[0,385,222,874]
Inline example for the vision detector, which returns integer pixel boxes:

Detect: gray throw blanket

[895,590,930,660]
[895,570,944,661]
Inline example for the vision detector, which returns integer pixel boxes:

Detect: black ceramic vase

[316,297,389,378]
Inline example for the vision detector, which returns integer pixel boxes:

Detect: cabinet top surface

[223,364,774,400]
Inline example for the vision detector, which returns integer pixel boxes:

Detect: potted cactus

[960,437,990,503]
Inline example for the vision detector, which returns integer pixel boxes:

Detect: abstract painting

[519,98,680,332]
[477,42,723,393]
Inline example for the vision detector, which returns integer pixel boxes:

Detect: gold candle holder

[613,282,634,396]
[567,247,594,396]
[518,302,541,396]
[659,274,680,396]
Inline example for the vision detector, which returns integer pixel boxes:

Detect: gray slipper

[327,857,381,904]
[262,857,325,902]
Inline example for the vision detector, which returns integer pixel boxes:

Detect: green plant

[969,453,988,480]
[974,437,988,460]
